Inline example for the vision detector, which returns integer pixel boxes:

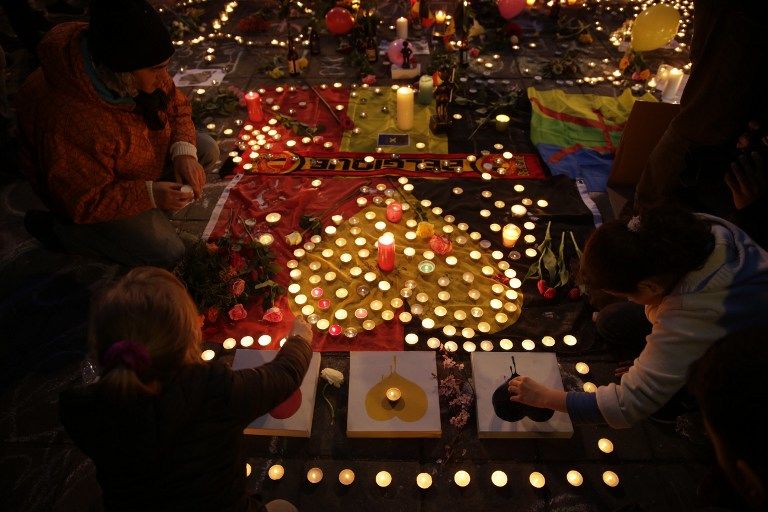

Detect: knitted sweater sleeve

[228,336,313,423]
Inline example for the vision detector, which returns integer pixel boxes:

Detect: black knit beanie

[87,0,174,72]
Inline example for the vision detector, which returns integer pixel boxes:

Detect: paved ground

[0,3,726,511]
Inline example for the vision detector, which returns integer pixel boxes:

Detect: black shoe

[24,210,64,251]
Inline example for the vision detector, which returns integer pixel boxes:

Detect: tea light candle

[363,319,376,330]
[307,467,323,484]
[491,470,508,487]
[223,337,237,350]
[529,472,546,489]
[481,266,494,276]
[376,470,393,488]
[350,267,363,277]
[445,341,458,352]
[340,253,352,264]
[521,339,536,350]
[463,341,476,352]
[583,382,597,393]
[461,327,475,338]
[374,221,387,231]
[418,260,435,276]
[575,362,590,374]
[511,204,527,217]
[495,114,510,132]
[537,199,549,208]
[377,232,396,272]
[598,438,614,453]
[563,334,577,346]
[399,311,413,323]
[500,338,513,350]
[566,470,583,487]
[454,470,470,487]
[602,471,619,488]
[541,336,556,347]
[364,272,377,282]
[201,349,215,361]
[370,299,383,310]
[339,469,355,485]
[469,250,482,261]
[265,213,281,225]
[416,472,432,489]
[268,464,285,480]
[525,248,538,258]
[396,87,414,130]
[356,197,368,207]
[241,336,254,347]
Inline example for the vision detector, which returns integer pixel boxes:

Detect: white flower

[285,231,303,246]
[320,368,344,388]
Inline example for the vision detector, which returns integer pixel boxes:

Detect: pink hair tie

[101,340,151,375]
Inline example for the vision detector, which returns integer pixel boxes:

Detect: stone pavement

[0,3,722,511]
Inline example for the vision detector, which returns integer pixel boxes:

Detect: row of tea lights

[256,451,619,489]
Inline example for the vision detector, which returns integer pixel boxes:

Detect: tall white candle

[396,87,414,130]
[396,17,408,40]
[662,68,683,102]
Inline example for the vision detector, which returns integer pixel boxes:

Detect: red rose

[429,235,453,255]
[230,278,246,297]
[229,252,246,273]
[228,303,248,321]
[205,306,220,324]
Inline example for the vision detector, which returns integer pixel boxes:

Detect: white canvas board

[471,352,573,438]
[232,349,321,437]
[347,351,441,438]
[173,68,227,87]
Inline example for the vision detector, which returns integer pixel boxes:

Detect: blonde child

[60,267,312,511]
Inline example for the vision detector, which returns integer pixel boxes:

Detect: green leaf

[556,231,570,288]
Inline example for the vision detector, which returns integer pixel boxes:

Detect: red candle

[244,91,263,122]
[329,324,343,336]
[377,232,396,272]
[386,201,403,223]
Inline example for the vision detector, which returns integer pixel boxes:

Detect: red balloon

[325,6,355,36]
[497,0,525,19]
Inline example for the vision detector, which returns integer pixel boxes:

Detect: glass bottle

[287,40,300,77]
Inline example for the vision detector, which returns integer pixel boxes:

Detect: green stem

[322,382,335,426]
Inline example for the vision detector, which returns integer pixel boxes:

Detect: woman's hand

[289,317,313,344]
[173,155,206,199]
[152,181,193,211]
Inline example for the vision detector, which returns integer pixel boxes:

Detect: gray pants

[53,133,220,268]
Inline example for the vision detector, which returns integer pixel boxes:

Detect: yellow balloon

[631,4,680,52]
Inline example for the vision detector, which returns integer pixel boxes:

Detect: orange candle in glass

[377,232,396,272]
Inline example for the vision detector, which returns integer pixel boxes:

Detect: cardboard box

[607,100,680,216]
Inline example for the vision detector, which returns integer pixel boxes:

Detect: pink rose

[228,303,248,321]
[362,74,377,85]
[230,278,246,297]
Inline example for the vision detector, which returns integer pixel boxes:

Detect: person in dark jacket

[59,267,312,511]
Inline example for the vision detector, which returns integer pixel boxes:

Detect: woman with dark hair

[507,206,768,428]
